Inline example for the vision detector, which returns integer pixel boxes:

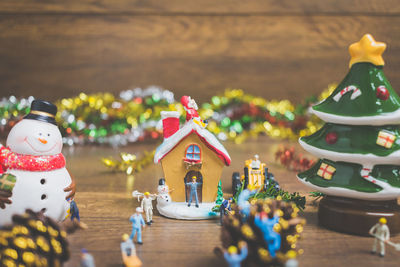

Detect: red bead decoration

[325,132,338,144]
[376,86,390,100]
[275,146,314,172]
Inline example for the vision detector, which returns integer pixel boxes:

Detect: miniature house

[154,111,231,203]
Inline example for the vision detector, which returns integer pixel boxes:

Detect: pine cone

[0,209,70,267]
[220,199,305,266]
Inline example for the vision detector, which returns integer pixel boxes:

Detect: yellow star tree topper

[349,34,386,68]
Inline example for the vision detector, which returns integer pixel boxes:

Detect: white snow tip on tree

[311,108,400,126]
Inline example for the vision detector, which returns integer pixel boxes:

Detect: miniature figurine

[237,184,257,219]
[80,248,96,267]
[220,197,233,225]
[132,190,157,225]
[254,211,281,257]
[264,168,280,191]
[157,178,174,195]
[68,197,80,221]
[369,217,390,257]
[186,176,202,207]
[223,241,248,267]
[0,100,76,226]
[181,95,200,122]
[141,192,157,225]
[156,178,172,204]
[129,207,146,244]
[121,233,142,267]
[297,34,400,235]
[154,95,231,220]
[121,233,136,256]
[250,154,261,168]
[231,172,241,195]
[284,251,299,267]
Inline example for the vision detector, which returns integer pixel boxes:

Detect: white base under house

[156,200,218,220]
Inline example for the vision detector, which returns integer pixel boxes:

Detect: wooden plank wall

[0,0,399,103]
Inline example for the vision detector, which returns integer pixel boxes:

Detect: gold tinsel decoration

[102,150,155,175]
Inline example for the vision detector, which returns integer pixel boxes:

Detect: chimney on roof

[161,111,180,139]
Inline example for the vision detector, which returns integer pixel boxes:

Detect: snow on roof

[154,120,231,166]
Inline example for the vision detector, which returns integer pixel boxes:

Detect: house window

[185,144,201,162]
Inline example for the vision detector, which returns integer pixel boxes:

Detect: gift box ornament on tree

[298,34,400,235]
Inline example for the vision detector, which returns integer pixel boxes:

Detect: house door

[184,170,203,203]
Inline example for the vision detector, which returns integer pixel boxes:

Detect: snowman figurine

[156,178,172,206]
[0,100,76,225]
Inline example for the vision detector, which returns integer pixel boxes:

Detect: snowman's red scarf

[0,146,65,173]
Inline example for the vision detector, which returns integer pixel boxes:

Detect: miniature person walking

[220,198,233,225]
[369,217,390,257]
[141,192,157,225]
[129,207,146,244]
[223,241,248,267]
[186,176,202,208]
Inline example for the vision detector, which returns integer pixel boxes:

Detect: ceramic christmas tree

[154,96,231,219]
[298,34,400,235]
[0,100,76,226]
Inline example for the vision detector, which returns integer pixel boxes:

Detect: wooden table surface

[63,136,400,267]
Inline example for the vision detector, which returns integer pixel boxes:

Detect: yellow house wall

[160,133,225,202]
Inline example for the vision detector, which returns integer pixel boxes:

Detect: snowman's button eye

[41,194,47,200]
[39,133,42,136]
[47,134,50,136]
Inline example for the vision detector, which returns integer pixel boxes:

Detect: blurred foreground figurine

[369,217,390,257]
[121,233,142,267]
[186,176,201,207]
[254,210,281,257]
[68,197,80,221]
[223,242,248,267]
[130,207,145,244]
[80,248,95,267]
[0,209,85,267]
[217,193,305,266]
[220,197,233,225]
[0,100,76,226]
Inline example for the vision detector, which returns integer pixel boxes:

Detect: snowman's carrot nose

[38,138,48,144]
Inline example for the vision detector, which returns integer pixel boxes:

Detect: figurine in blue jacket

[254,212,281,258]
[68,198,80,221]
[223,241,248,267]
[129,207,146,244]
[220,198,233,225]
[186,176,202,207]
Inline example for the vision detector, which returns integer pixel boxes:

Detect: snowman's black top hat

[159,178,165,185]
[24,100,57,125]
